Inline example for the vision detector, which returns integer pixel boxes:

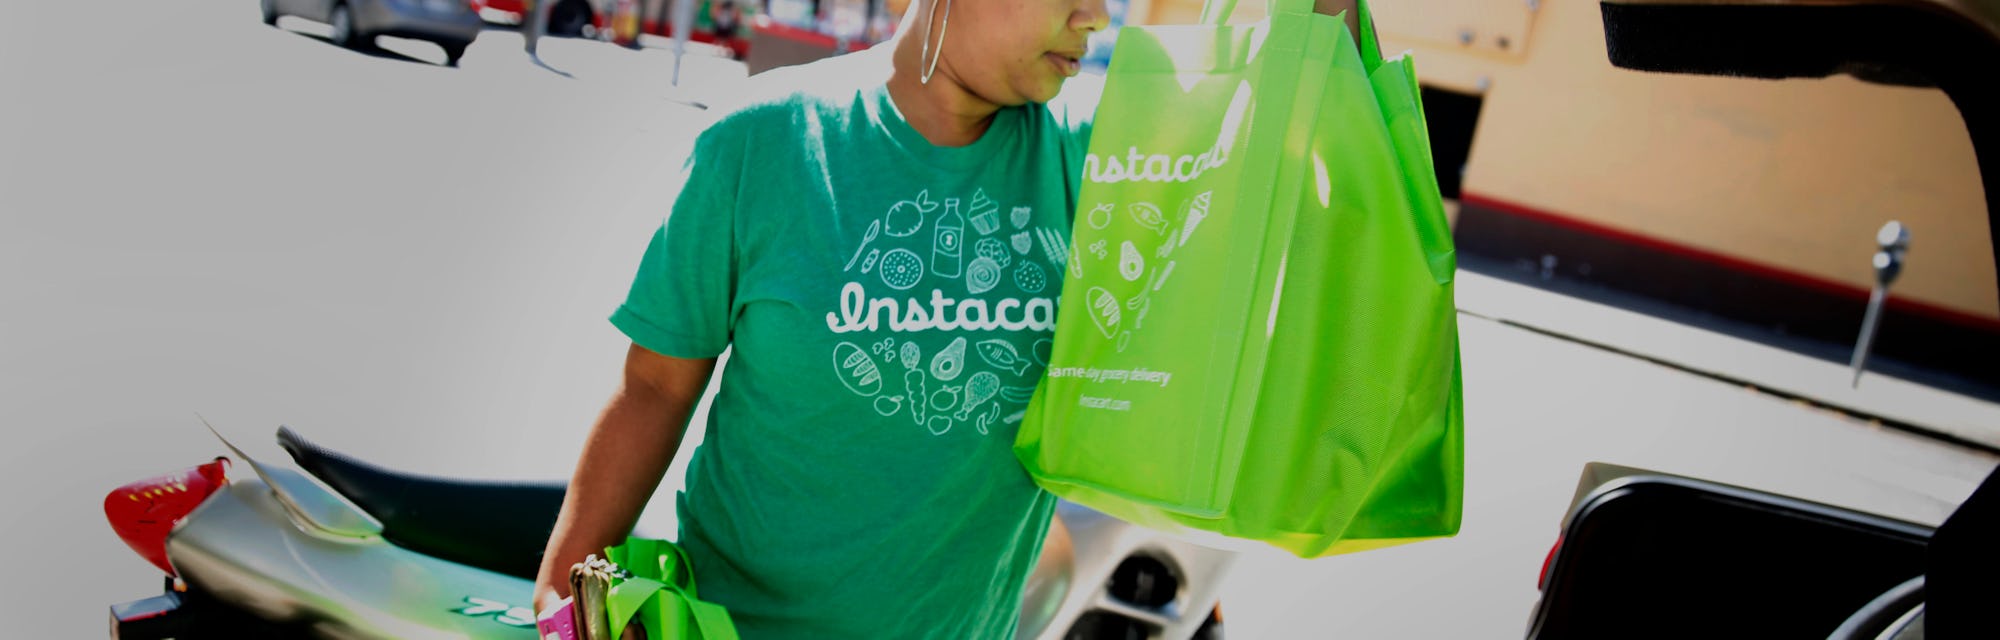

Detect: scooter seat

[276,426,565,581]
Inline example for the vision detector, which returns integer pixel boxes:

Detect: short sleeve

[610,126,743,359]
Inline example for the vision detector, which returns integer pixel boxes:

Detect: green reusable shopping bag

[1015,0,1463,558]
[602,537,739,640]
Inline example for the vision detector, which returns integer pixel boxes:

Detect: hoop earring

[920,0,953,85]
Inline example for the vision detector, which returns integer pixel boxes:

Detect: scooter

[103,422,1232,639]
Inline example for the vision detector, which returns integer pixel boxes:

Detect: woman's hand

[532,579,567,619]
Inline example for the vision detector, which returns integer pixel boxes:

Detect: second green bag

[1016,0,1464,558]
[601,537,739,640]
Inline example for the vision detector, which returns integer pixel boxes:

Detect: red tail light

[104,458,230,576]
[1538,534,1563,590]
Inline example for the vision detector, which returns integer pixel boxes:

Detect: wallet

[570,553,643,640]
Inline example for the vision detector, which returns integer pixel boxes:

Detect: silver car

[261,0,484,66]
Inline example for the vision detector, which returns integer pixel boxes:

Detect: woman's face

[932,0,1109,105]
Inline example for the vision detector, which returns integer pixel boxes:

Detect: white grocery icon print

[1015,261,1047,293]
[879,248,925,290]
[969,189,1001,235]
[832,342,884,396]
[975,339,1030,376]
[967,257,1002,294]
[1179,191,1212,247]
[1128,202,1169,235]
[973,403,1001,435]
[873,395,905,416]
[1086,287,1121,339]
[1086,203,1114,230]
[1119,241,1145,282]
[975,237,1012,270]
[931,386,961,412]
[904,370,928,420]
[1087,239,1109,261]
[933,199,965,279]
[844,220,881,272]
[931,336,968,382]
[883,190,936,238]
[958,372,1000,420]
[830,186,1065,437]
[1066,189,1218,354]
[1035,227,1070,272]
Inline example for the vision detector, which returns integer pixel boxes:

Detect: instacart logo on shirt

[822,186,1067,438]
[824,282,1058,333]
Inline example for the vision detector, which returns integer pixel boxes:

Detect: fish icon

[975,340,1031,376]
[1128,202,1170,235]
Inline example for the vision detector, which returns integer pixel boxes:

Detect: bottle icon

[934,198,964,279]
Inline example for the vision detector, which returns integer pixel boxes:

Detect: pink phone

[536,596,579,640]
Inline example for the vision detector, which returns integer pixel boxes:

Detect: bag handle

[1354,0,1383,72]
[606,577,741,640]
[605,537,698,597]
[601,537,738,639]
[1197,0,1385,72]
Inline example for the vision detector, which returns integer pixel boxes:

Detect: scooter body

[106,426,1234,639]
[169,471,543,639]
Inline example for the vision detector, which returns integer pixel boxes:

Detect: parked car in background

[470,0,593,35]
[262,0,484,66]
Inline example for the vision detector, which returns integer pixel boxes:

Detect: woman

[530,0,1111,636]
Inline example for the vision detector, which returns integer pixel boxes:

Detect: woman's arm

[532,342,719,614]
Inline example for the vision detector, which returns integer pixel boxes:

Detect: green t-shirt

[611,48,1098,639]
